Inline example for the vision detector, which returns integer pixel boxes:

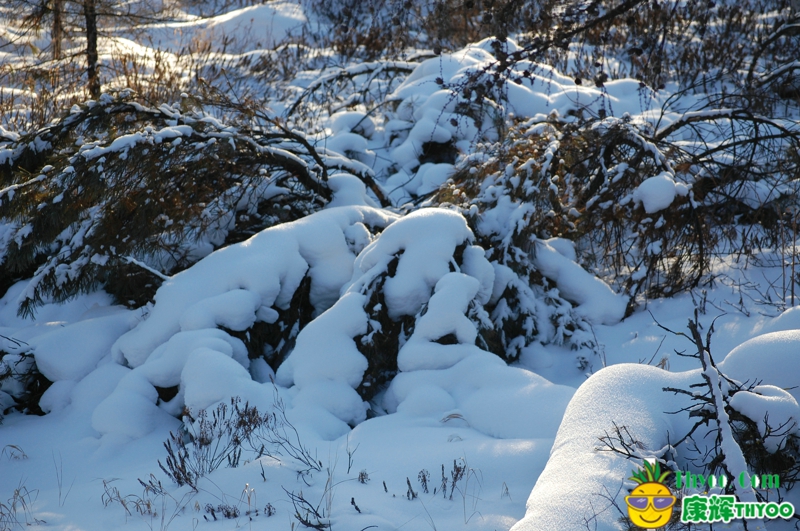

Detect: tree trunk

[51,0,62,60]
[83,0,100,98]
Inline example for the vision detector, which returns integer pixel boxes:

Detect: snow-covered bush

[0,348,48,420]
[437,106,800,311]
[276,208,497,417]
[86,206,395,439]
[0,91,381,315]
[512,320,800,531]
[91,205,608,437]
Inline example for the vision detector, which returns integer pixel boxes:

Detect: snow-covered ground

[1,217,799,531]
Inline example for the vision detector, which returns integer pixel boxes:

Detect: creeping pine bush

[0,90,380,315]
[437,109,800,314]
[350,238,522,396]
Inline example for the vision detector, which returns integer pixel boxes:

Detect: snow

[278,209,495,427]
[511,364,696,531]
[759,305,800,334]
[325,174,379,208]
[533,238,628,325]
[719,330,800,404]
[143,2,306,52]
[2,227,799,531]
[205,2,305,43]
[181,347,265,413]
[390,49,493,102]
[1,3,799,530]
[384,163,456,202]
[396,273,487,372]
[38,379,76,414]
[633,171,678,214]
[729,385,800,452]
[178,288,262,332]
[348,208,480,319]
[329,111,377,138]
[91,369,164,439]
[275,291,370,425]
[29,310,137,382]
[387,352,575,440]
[136,329,249,388]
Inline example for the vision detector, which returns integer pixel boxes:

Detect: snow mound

[329,111,377,138]
[112,206,396,369]
[178,289,263,332]
[92,329,251,438]
[144,2,306,52]
[92,369,166,439]
[729,385,800,452]
[30,310,137,382]
[386,352,574,440]
[181,347,268,413]
[347,208,480,318]
[511,364,696,531]
[719,330,800,404]
[205,2,305,44]
[758,305,800,335]
[533,239,628,325]
[325,174,379,208]
[633,171,678,214]
[92,206,396,438]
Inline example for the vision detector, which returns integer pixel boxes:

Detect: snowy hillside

[1,0,800,530]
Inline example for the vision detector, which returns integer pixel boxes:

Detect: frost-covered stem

[746,18,800,88]
[122,256,169,281]
[257,118,389,207]
[688,320,761,524]
[285,61,417,118]
[757,61,800,87]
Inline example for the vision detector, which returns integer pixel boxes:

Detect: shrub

[0,90,383,315]
[160,398,269,489]
[160,395,321,490]
[0,346,50,420]
[438,109,800,313]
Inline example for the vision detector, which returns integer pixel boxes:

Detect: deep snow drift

[2,205,800,531]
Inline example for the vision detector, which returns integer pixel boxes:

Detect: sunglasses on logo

[625,495,677,511]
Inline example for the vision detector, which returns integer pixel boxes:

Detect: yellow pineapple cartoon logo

[625,460,676,529]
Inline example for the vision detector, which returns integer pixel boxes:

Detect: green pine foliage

[0,90,348,315]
